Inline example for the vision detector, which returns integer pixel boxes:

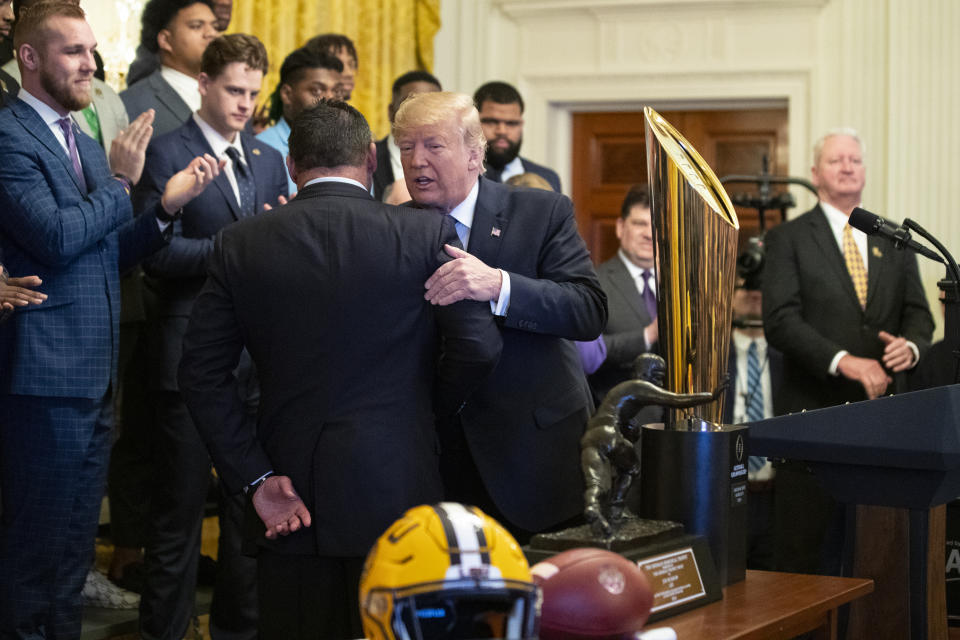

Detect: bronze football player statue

[582,354,726,537]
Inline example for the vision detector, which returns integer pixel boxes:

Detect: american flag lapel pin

[491,227,501,237]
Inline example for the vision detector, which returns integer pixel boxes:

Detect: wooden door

[572,109,789,263]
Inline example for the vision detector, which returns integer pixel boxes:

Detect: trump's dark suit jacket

[762,204,933,415]
[178,181,503,556]
[455,178,607,532]
[133,117,288,391]
[589,254,656,401]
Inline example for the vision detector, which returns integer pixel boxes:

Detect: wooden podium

[749,384,960,640]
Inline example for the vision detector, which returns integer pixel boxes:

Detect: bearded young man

[0,3,221,636]
[473,80,561,192]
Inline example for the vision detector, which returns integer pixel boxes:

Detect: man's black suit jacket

[372,136,393,201]
[589,254,655,401]
[762,204,933,415]
[134,117,288,390]
[178,181,502,557]
[455,178,607,532]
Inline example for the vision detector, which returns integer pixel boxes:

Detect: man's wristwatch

[155,201,182,224]
[112,173,132,195]
[244,471,274,496]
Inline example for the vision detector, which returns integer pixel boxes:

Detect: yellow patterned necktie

[842,224,868,309]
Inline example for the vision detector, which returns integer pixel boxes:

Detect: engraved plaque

[638,547,707,613]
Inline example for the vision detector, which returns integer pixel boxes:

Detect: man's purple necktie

[57,117,87,193]
[641,269,657,320]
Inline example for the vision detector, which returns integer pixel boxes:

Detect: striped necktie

[57,117,87,193]
[842,224,868,309]
[746,340,766,473]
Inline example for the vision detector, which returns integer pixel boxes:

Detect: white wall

[435,0,960,337]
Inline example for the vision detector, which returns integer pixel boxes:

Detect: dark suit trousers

[0,392,113,640]
[139,390,257,640]
[108,315,154,548]
[437,416,583,545]
[256,550,364,640]
[438,416,534,544]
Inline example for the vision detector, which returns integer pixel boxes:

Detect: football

[531,548,654,639]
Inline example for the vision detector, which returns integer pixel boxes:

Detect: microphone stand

[901,218,960,384]
[720,156,818,232]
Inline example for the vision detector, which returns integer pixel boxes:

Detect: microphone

[848,207,944,263]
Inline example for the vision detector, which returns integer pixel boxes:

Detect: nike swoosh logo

[387,522,420,544]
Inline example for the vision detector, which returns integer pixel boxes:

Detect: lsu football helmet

[359,502,541,640]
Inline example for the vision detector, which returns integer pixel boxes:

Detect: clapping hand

[109,109,154,184]
[160,154,226,217]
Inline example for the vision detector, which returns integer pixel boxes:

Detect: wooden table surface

[645,570,874,639]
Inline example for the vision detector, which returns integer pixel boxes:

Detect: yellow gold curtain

[229,0,440,139]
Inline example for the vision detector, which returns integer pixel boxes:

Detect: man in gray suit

[121,0,217,138]
[588,184,659,402]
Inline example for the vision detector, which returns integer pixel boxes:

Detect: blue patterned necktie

[451,218,470,249]
[746,340,766,473]
[226,147,255,217]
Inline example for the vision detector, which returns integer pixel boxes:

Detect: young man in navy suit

[0,3,219,636]
[133,32,287,640]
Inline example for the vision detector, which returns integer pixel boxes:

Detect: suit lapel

[605,258,648,323]
[70,107,95,141]
[76,127,108,191]
[241,133,276,211]
[467,178,508,263]
[13,100,86,194]
[92,82,122,151]
[806,206,862,311]
[182,119,241,219]
[151,73,193,123]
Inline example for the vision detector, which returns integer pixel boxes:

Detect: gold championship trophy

[524,109,742,622]
[638,107,747,586]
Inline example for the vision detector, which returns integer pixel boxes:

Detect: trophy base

[523,517,722,622]
[640,420,748,586]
